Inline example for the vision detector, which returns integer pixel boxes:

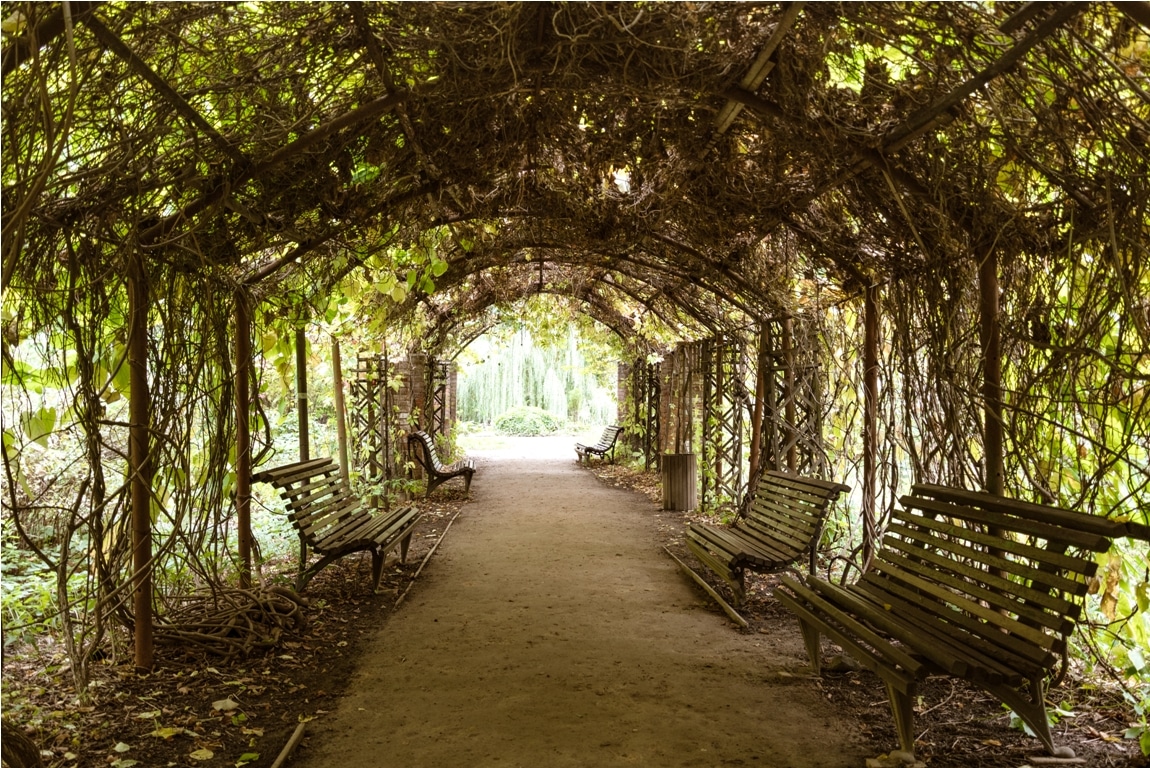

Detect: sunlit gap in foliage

[456,295,620,431]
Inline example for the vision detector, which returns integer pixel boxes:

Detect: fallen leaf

[113,742,132,753]
[150,727,186,739]
[212,698,239,712]
[189,748,214,761]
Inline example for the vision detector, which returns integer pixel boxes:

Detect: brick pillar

[448,363,458,429]
[407,352,429,430]
[617,361,631,426]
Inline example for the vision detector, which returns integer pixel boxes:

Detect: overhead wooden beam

[710,2,805,138]
[82,14,246,165]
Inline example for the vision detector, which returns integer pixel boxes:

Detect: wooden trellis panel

[757,316,827,479]
[426,358,450,439]
[630,360,661,470]
[350,352,400,510]
[662,342,703,455]
[701,335,747,511]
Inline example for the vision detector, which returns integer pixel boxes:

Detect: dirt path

[292,437,870,767]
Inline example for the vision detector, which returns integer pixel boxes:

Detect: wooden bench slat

[874,549,1071,639]
[892,504,1097,581]
[732,525,806,561]
[867,558,1060,649]
[847,587,1033,686]
[695,524,799,568]
[748,495,824,527]
[913,483,1150,542]
[885,521,1087,607]
[252,457,334,485]
[903,495,1111,552]
[855,577,1050,681]
[778,575,926,681]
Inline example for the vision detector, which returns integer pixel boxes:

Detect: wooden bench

[252,457,420,592]
[407,430,475,498]
[775,483,1150,758]
[575,425,623,464]
[685,471,849,605]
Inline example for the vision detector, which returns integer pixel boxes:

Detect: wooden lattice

[700,335,747,512]
[350,352,400,510]
[757,317,826,480]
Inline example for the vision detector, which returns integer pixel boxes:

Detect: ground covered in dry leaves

[1,467,1147,768]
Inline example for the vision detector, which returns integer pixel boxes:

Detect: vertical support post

[782,317,797,472]
[332,337,350,485]
[234,290,253,589]
[862,284,880,569]
[979,248,1004,496]
[748,323,767,484]
[296,327,309,462]
[714,339,725,495]
[127,251,153,671]
[381,349,391,513]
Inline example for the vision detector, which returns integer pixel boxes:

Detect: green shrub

[493,406,565,436]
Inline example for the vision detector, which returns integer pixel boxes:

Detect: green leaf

[21,407,55,447]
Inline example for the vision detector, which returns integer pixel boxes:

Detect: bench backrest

[594,426,623,450]
[742,471,850,563]
[864,484,1112,672]
[409,430,448,473]
[252,458,364,549]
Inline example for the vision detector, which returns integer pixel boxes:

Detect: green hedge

[493,406,566,436]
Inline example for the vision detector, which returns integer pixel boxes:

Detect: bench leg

[399,530,412,563]
[795,617,823,674]
[370,550,386,591]
[464,471,472,493]
[989,675,1071,757]
[730,570,746,606]
[887,680,917,757]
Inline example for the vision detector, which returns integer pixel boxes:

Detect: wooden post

[235,290,253,589]
[332,337,350,485]
[979,248,1004,496]
[748,323,767,483]
[127,251,154,671]
[862,284,880,569]
[783,317,797,472]
[295,327,309,462]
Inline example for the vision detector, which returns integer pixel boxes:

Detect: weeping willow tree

[457,301,620,427]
